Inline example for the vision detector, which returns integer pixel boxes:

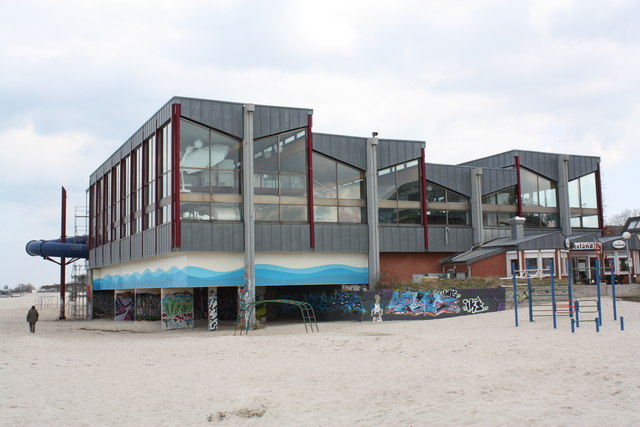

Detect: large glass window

[179,119,241,194]
[520,168,557,207]
[482,187,516,205]
[312,152,365,224]
[256,204,308,222]
[569,172,597,209]
[254,129,307,197]
[378,160,422,224]
[425,181,470,226]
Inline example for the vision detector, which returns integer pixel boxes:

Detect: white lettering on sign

[572,242,596,250]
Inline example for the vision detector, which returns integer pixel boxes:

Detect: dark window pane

[427,209,446,225]
[524,212,540,227]
[483,212,498,226]
[482,194,497,204]
[540,213,558,228]
[426,183,445,203]
[448,210,469,225]
[399,209,421,224]
[378,208,398,224]
[447,191,467,204]
[497,211,515,225]
[254,136,278,171]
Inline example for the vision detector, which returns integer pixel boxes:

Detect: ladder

[235,299,319,335]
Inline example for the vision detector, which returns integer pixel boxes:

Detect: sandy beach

[1,293,639,426]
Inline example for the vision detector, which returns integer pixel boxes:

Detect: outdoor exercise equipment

[235,299,319,335]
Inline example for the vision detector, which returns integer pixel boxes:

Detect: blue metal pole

[527,276,533,322]
[575,300,580,328]
[567,259,574,318]
[551,259,557,329]
[512,263,518,327]
[620,316,625,331]
[610,260,618,321]
[595,318,600,333]
[571,318,575,333]
[595,258,602,326]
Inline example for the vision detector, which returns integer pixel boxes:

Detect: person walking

[26,306,39,334]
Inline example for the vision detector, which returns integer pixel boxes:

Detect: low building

[85,96,634,328]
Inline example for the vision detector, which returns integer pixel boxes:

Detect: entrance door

[217,287,238,321]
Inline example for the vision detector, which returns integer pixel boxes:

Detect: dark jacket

[26,308,39,323]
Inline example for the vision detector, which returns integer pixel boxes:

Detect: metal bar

[515,155,523,217]
[306,114,315,248]
[595,258,602,325]
[527,276,533,322]
[512,263,518,327]
[420,148,428,249]
[60,186,67,320]
[610,259,618,321]
[551,259,557,329]
[567,259,574,318]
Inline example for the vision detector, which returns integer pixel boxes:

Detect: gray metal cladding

[120,236,131,263]
[460,150,516,169]
[314,224,368,252]
[180,222,244,252]
[313,133,367,170]
[568,155,599,180]
[156,224,172,255]
[426,163,472,197]
[482,168,518,194]
[131,234,143,260]
[379,226,426,252]
[111,242,120,265]
[378,139,424,169]
[518,232,565,250]
[519,151,560,181]
[426,226,474,252]
[178,98,244,139]
[254,105,312,139]
[142,229,156,258]
[483,228,512,242]
[255,223,311,252]
[103,243,112,265]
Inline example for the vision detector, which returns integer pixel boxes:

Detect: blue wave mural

[93,264,367,290]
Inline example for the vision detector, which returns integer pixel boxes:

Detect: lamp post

[623,231,632,284]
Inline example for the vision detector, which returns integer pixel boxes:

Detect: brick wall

[380,252,451,282]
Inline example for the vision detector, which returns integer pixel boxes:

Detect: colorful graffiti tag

[115,291,135,321]
[135,292,161,321]
[161,290,194,330]
[279,291,365,319]
[386,290,460,317]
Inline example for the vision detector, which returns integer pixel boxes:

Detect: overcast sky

[1,0,639,287]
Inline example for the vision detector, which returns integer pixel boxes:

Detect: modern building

[86,96,637,329]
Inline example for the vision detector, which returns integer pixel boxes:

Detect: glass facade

[568,172,599,228]
[425,182,470,226]
[520,168,557,207]
[378,160,422,225]
[312,152,365,223]
[254,129,307,197]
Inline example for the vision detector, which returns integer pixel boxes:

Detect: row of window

[91,119,601,247]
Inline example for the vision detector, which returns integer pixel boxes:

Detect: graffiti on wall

[115,291,135,321]
[462,296,488,314]
[278,291,365,319]
[161,290,194,330]
[208,288,218,331]
[362,287,506,322]
[135,292,161,321]
[386,290,460,317]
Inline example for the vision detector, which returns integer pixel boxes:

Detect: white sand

[1,293,639,426]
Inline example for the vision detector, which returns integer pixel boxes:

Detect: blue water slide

[26,236,89,259]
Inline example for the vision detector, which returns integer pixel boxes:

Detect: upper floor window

[520,168,557,208]
[569,172,597,209]
[254,129,307,197]
[427,182,468,204]
[378,160,420,201]
[482,187,516,205]
[179,119,241,194]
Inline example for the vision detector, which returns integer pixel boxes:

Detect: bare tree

[606,209,640,226]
